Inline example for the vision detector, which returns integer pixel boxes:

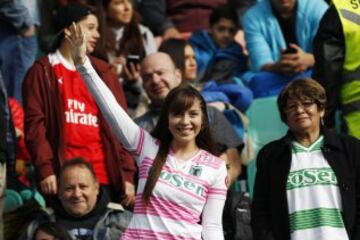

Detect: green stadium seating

[4,189,23,212]
[245,97,288,197]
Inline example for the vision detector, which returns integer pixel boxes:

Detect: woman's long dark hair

[142,84,216,204]
[159,39,188,72]
[102,0,146,61]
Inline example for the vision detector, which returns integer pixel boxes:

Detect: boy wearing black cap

[22,3,137,208]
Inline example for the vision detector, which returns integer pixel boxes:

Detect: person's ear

[175,68,182,84]
[95,181,100,196]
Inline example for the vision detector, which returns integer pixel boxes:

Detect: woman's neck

[171,140,199,161]
[294,128,321,147]
[59,42,75,65]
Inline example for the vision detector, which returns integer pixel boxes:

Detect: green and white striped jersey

[286,135,349,240]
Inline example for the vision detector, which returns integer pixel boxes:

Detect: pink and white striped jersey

[77,58,227,240]
[122,129,227,239]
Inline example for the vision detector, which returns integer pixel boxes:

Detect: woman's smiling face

[168,99,203,146]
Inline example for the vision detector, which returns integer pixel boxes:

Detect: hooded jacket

[23,55,137,200]
[189,29,248,81]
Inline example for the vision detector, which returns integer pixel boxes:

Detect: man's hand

[65,22,87,65]
[123,62,141,83]
[121,181,135,208]
[15,127,23,141]
[21,25,35,37]
[280,43,314,74]
[40,174,57,195]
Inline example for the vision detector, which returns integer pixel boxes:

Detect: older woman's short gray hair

[277,78,327,123]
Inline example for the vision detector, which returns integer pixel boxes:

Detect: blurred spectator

[20,158,132,240]
[0,0,40,104]
[138,0,227,39]
[102,0,156,62]
[242,0,328,98]
[32,222,71,240]
[160,38,253,113]
[101,0,156,117]
[8,98,30,163]
[135,52,243,185]
[158,39,197,82]
[0,62,23,192]
[8,98,32,187]
[22,3,137,207]
[312,3,360,139]
[189,5,248,84]
[189,4,252,113]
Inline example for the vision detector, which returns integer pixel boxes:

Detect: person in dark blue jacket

[189,5,252,112]
[189,4,248,83]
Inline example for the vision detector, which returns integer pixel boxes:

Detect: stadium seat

[245,97,288,197]
[4,189,23,212]
[20,189,46,207]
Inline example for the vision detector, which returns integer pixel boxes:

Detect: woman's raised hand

[64,22,87,65]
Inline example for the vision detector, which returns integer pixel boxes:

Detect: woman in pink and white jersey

[66,23,228,240]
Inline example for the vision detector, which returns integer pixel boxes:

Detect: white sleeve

[202,198,225,240]
[76,57,146,156]
[202,162,227,240]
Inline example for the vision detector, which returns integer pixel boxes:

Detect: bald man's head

[141,52,182,106]
[141,52,177,71]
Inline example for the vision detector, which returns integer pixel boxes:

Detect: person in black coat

[251,78,360,240]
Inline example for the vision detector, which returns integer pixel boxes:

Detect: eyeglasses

[285,100,316,113]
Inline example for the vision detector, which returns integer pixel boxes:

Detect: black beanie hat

[54,3,96,32]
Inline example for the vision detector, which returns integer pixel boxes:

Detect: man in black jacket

[312,4,360,139]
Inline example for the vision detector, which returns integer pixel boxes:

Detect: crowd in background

[1,0,360,239]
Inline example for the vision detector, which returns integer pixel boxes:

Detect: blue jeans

[0,26,37,104]
[249,70,312,98]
